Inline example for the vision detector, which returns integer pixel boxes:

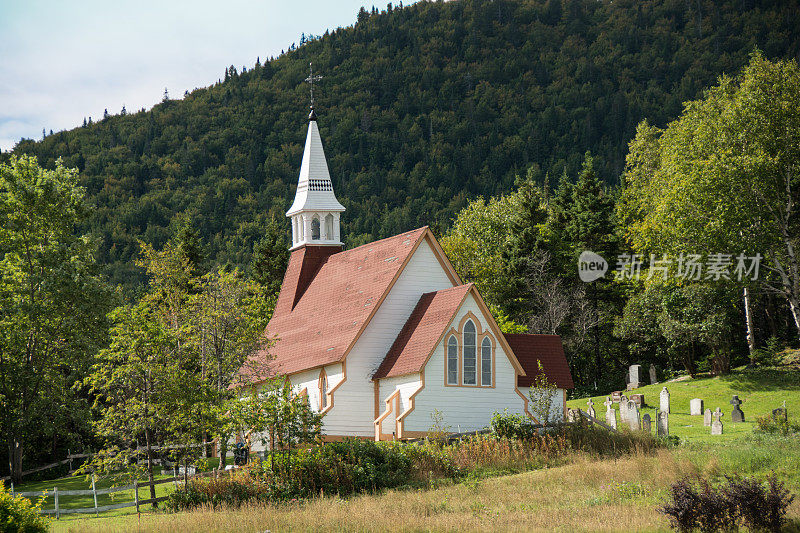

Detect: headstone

[649,364,658,384]
[657,410,669,437]
[729,395,744,423]
[567,408,578,423]
[642,413,652,433]
[619,395,629,422]
[690,398,704,416]
[627,365,644,390]
[772,408,788,422]
[660,387,670,414]
[586,398,597,419]
[703,408,712,427]
[604,397,617,429]
[630,394,645,408]
[627,400,640,430]
[711,408,723,435]
[611,391,623,403]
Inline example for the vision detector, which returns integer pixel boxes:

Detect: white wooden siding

[321,239,455,437]
[403,293,528,434]
[523,387,565,423]
[377,374,421,435]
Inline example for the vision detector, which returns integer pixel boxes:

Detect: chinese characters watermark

[578,251,761,282]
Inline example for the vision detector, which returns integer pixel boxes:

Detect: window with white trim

[463,320,477,385]
[447,335,458,385]
[311,216,321,240]
[481,337,492,386]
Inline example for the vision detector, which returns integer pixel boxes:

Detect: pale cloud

[0,0,405,151]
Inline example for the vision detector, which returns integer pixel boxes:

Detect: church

[250,106,573,441]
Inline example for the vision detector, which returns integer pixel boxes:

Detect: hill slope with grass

[567,367,800,441]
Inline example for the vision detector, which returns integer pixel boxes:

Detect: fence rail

[12,467,231,519]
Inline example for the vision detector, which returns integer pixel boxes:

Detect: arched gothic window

[311,216,321,240]
[319,372,328,410]
[481,337,492,386]
[463,320,476,385]
[325,213,334,240]
[447,335,458,385]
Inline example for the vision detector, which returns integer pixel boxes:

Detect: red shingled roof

[253,227,429,378]
[504,334,574,389]
[373,284,473,379]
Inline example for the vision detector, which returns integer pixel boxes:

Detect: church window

[447,335,458,385]
[463,320,476,385]
[319,371,328,410]
[481,337,492,386]
[325,213,334,240]
[311,216,321,240]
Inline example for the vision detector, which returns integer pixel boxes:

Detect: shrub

[755,414,800,436]
[660,474,795,533]
[723,475,795,532]
[0,483,49,533]
[490,410,538,440]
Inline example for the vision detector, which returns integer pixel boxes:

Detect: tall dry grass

[52,449,737,533]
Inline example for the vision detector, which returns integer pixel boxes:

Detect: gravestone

[690,398,704,416]
[587,398,597,419]
[730,395,744,423]
[703,408,712,427]
[604,397,617,429]
[649,364,658,384]
[627,365,644,390]
[772,408,788,422]
[711,408,724,435]
[567,408,578,423]
[611,391,623,403]
[627,400,641,430]
[657,410,669,437]
[660,387,670,414]
[630,394,645,408]
[619,395,629,422]
[642,413,652,433]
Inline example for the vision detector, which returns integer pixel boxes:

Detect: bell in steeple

[286,106,345,249]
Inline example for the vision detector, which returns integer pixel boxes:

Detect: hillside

[567,367,800,441]
[9,0,800,288]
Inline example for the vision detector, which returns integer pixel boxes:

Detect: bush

[167,439,458,511]
[660,474,795,532]
[0,483,49,533]
[490,410,539,440]
[755,414,800,436]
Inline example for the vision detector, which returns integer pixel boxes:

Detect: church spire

[286,86,345,249]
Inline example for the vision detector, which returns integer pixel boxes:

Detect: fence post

[68,449,72,472]
[173,465,178,490]
[134,480,139,514]
[92,475,98,517]
[10,482,13,498]
[54,487,59,520]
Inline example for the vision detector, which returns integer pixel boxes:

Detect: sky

[0,0,412,151]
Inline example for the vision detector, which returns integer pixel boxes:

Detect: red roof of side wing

[373,284,473,379]
[504,334,574,389]
[253,227,429,378]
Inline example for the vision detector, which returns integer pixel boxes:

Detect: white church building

[249,107,573,441]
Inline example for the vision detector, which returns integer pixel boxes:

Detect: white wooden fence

[10,468,230,519]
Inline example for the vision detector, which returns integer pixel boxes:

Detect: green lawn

[12,456,235,521]
[567,367,800,442]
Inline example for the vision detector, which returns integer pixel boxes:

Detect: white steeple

[286,108,345,249]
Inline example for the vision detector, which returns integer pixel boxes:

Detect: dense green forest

[7,0,800,288]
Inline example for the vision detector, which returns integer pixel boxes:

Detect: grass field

[19,366,800,531]
[567,367,800,442]
[46,436,800,533]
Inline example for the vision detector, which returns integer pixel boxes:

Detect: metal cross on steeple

[304,62,323,108]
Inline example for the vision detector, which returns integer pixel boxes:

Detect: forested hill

[10,0,800,288]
